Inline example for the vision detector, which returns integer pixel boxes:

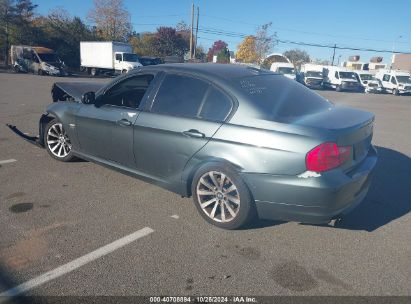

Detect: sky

[33,0,411,64]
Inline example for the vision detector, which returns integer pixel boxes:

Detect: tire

[38,69,44,76]
[122,69,127,74]
[14,65,20,73]
[192,163,255,229]
[392,88,399,96]
[90,68,98,77]
[44,119,75,162]
[336,85,341,92]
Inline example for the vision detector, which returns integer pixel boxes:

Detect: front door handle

[182,129,205,138]
[117,119,132,126]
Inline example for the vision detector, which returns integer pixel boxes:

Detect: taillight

[306,142,351,172]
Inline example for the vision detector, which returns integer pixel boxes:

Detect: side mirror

[82,91,95,104]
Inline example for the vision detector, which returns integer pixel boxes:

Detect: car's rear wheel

[392,88,399,96]
[192,164,255,229]
[336,85,341,92]
[44,119,74,162]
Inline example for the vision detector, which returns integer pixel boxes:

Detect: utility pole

[391,35,402,70]
[331,44,336,66]
[193,6,199,59]
[189,3,194,60]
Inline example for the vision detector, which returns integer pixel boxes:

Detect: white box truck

[80,41,142,76]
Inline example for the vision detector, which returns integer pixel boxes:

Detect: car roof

[135,63,274,80]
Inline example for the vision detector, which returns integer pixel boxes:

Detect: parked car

[10,45,67,76]
[353,71,384,93]
[8,64,377,229]
[80,41,142,76]
[375,69,411,95]
[322,66,361,92]
[138,56,163,66]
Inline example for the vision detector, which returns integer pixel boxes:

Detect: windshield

[339,72,356,79]
[396,76,411,84]
[278,67,295,75]
[237,75,332,122]
[306,71,322,77]
[38,53,59,63]
[123,53,139,62]
[359,74,375,81]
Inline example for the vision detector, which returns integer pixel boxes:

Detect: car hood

[52,82,105,102]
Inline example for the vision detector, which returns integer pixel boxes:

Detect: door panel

[133,112,222,182]
[76,105,139,167]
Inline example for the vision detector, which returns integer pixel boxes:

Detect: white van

[352,71,384,93]
[375,69,411,95]
[270,62,296,80]
[322,66,361,92]
[298,64,323,89]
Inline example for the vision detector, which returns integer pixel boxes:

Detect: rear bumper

[241,146,377,224]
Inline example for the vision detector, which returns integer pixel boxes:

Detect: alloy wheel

[196,171,241,223]
[46,123,72,158]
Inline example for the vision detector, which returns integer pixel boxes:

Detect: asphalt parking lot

[0,72,410,299]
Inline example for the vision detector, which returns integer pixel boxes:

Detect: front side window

[151,74,209,118]
[391,76,397,85]
[101,74,154,108]
[335,71,339,79]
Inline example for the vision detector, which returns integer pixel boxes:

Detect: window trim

[147,71,236,123]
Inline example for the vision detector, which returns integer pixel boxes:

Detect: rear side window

[237,75,332,122]
[383,74,390,81]
[199,87,232,122]
[152,74,208,118]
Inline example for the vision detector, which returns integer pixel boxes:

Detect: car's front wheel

[192,164,255,229]
[44,119,75,162]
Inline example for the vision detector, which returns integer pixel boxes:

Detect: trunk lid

[293,106,374,168]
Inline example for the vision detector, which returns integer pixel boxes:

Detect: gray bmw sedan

[10,63,377,229]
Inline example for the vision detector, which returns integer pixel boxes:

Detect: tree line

[1,0,315,68]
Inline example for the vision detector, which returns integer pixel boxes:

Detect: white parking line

[0,227,154,301]
[0,159,17,165]
[171,214,179,219]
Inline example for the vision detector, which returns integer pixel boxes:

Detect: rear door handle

[182,129,205,138]
[117,119,132,126]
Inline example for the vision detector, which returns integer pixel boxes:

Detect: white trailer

[80,41,142,76]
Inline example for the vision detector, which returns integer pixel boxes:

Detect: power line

[197,27,411,54]
[201,14,410,45]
